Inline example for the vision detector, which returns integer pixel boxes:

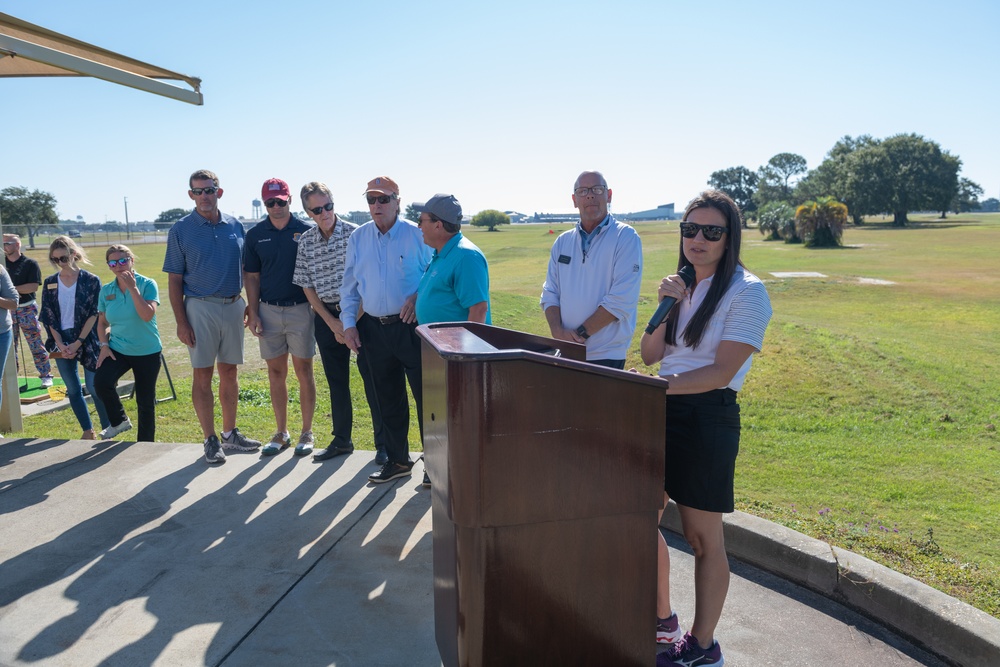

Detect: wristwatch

[98,341,108,348]
[575,324,590,340]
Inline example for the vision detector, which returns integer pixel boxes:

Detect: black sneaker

[368,460,413,484]
[657,632,723,667]
[313,440,354,461]
[204,435,226,464]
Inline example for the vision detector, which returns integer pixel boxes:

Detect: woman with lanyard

[39,236,110,440]
[641,190,772,667]
[94,245,161,441]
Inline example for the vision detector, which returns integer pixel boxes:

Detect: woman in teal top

[93,245,162,442]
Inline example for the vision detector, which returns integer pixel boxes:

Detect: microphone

[644,265,696,335]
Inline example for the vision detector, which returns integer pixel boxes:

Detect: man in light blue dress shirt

[341,176,432,483]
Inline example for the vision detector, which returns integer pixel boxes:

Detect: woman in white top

[641,190,772,667]
[38,236,110,439]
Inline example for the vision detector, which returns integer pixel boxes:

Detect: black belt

[323,302,341,314]
[369,313,401,325]
[261,299,307,307]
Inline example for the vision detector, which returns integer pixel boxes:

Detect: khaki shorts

[184,296,246,368]
[257,302,316,360]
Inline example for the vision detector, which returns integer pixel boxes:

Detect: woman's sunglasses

[107,257,132,268]
[679,222,727,242]
[50,255,72,264]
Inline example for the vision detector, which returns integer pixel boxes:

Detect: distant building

[617,203,678,222]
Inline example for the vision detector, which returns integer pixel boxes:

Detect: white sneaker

[99,418,133,440]
[294,431,315,456]
[261,432,291,456]
[40,377,54,388]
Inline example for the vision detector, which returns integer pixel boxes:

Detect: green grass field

[13,212,1000,614]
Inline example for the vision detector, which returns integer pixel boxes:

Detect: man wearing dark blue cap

[412,194,490,488]
[414,194,490,326]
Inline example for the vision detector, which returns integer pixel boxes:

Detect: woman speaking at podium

[640,190,772,667]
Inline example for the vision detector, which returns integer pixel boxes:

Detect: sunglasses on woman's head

[679,222,727,242]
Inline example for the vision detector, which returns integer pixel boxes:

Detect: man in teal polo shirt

[414,194,491,488]
[414,194,490,326]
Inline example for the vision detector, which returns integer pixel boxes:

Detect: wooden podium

[417,322,668,667]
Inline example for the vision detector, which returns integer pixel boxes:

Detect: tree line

[708,134,993,234]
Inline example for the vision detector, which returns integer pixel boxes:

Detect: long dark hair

[663,189,745,349]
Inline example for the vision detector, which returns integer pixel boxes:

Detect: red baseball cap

[261,178,291,201]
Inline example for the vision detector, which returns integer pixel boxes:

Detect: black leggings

[94,349,161,441]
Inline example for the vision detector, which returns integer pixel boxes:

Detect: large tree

[766,153,808,195]
[753,153,808,211]
[796,135,879,224]
[0,186,59,248]
[155,207,188,223]
[707,166,758,221]
[930,153,961,218]
[880,133,958,226]
[470,209,510,231]
[404,203,421,223]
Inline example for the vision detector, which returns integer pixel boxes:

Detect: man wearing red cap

[341,176,432,483]
[244,178,316,457]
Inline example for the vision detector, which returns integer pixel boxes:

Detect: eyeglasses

[264,198,289,208]
[679,222,727,242]
[573,185,607,197]
[50,255,72,264]
[308,202,335,215]
[107,257,131,268]
[190,187,218,196]
[366,195,393,205]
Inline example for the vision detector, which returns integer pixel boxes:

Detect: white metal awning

[0,11,202,105]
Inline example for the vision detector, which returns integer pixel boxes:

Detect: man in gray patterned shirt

[293,182,382,462]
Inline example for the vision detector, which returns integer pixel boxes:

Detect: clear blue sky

[3,0,998,223]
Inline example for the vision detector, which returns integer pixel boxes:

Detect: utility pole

[124,196,131,240]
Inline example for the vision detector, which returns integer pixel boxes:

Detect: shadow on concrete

[4,443,432,666]
[0,438,134,513]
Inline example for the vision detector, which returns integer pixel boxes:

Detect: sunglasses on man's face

[264,198,288,208]
[679,222,727,242]
[308,202,335,215]
[50,255,72,264]
[107,257,131,268]
[190,187,218,196]
[367,195,392,205]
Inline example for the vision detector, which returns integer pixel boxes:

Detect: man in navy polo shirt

[164,169,261,464]
[244,178,317,457]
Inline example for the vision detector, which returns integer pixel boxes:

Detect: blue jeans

[55,349,110,433]
[0,328,12,410]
